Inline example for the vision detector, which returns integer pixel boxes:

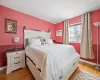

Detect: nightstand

[6,49,25,74]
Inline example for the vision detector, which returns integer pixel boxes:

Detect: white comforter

[25,44,80,80]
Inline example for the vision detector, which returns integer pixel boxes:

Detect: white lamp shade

[14,37,19,43]
[93,22,100,27]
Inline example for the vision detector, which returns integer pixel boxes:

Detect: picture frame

[5,18,17,33]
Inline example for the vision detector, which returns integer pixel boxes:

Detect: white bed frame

[24,29,78,80]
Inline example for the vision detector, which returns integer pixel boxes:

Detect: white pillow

[46,39,54,45]
[30,38,41,46]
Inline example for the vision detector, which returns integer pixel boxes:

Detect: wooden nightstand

[6,49,25,74]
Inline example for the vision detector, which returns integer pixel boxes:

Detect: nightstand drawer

[10,52,20,56]
[12,61,21,66]
[12,56,20,60]
[11,57,22,68]
[11,61,21,70]
[11,58,21,64]
[10,51,24,56]
[11,54,21,61]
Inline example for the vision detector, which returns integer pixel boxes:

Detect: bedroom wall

[0,5,55,67]
[55,9,100,64]
[55,22,64,43]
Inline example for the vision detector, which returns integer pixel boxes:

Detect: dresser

[6,49,25,74]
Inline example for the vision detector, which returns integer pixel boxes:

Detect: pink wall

[69,16,81,24]
[91,10,100,45]
[0,5,55,67]
[55,22,64,43]
[55,9,100,64]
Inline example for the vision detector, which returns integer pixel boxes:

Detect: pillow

[46,39,54,45]
[29,38,41,46]
[39,37,48,45]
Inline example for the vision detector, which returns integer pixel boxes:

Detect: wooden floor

[0,62,100,80]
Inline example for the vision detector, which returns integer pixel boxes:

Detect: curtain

[63,20,69,44]
[80,13,94,59]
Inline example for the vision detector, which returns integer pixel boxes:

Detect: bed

[24,29,80,80]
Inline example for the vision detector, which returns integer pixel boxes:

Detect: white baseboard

[79,59,97,66]
[0,66,7,71]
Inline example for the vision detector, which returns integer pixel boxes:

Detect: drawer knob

[14,57,20,59]
[16,53,18,54]
[14,62,20,64]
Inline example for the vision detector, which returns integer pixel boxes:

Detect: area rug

[76,70,100,80]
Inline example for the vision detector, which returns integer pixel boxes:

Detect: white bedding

[25,44,80,80]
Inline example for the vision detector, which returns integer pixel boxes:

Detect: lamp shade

[93,22,100,27]
[13,37,19,43]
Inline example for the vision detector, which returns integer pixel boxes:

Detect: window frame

[68,22,82,43]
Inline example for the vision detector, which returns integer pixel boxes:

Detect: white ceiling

[0,0,100,24]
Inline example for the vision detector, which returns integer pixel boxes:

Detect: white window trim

[68,22,82,43]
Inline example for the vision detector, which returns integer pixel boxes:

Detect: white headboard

[24,29,51,47]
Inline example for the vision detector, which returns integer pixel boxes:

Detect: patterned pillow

[39,37,48,45]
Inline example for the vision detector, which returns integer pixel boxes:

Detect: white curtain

[63,20,69,44]
[80,13,94,59]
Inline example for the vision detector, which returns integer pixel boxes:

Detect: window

[69,23,82,42]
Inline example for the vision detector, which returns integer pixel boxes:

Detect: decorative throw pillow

[39,37,48,45]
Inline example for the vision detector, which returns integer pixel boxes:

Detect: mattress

[25,44,80,80]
